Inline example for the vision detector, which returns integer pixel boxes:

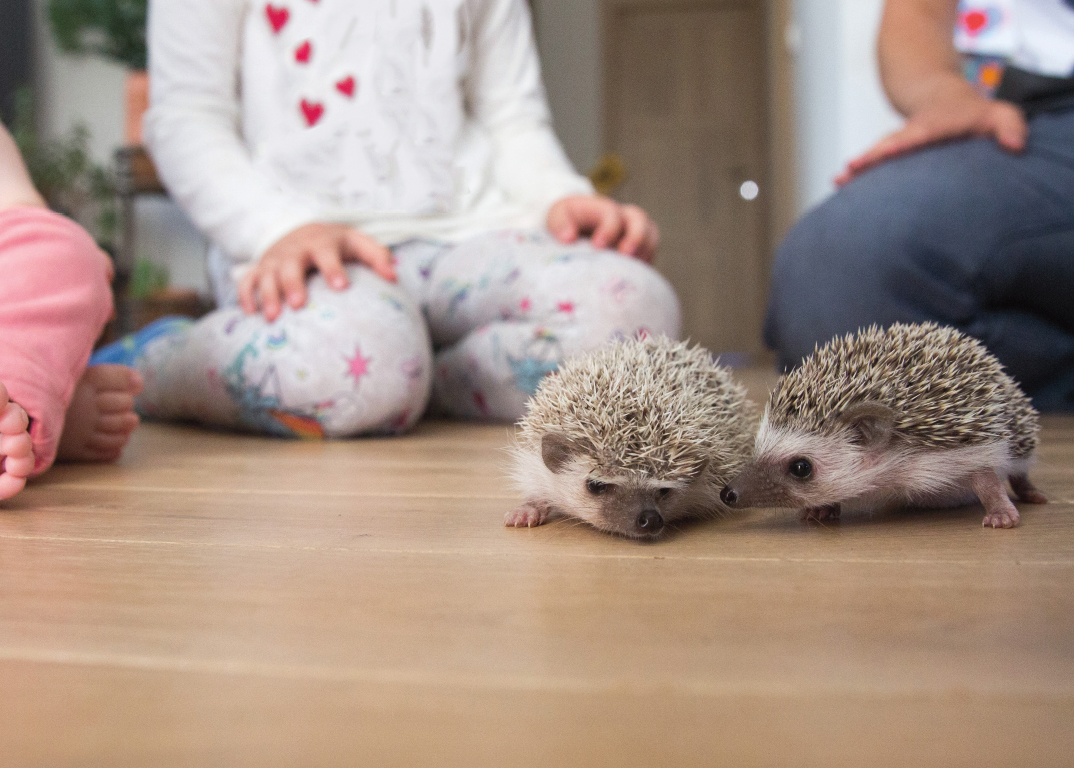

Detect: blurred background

[2,0,903,357]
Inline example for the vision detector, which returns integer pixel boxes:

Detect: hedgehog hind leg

[505,502,554,528]
[1009,474,1048,505]
[971,471,1021,529]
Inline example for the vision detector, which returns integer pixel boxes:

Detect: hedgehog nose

[720,486,739,507]
[636,509,664,534]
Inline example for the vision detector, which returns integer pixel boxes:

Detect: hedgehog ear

[840,401,895,449]
[541,433,577,473]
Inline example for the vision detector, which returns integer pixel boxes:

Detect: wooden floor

[2,371,1073,767]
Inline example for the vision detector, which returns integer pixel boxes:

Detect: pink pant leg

[0,207,113,475]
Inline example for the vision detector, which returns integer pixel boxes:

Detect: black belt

[996,66,1074,117]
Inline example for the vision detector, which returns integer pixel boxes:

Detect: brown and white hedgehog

[719,323,1046,529]
[507,336,756,539]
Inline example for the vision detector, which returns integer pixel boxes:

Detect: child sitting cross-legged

[94,0,681,436]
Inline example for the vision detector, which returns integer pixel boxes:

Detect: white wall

[531,0,604,175]
[31,0,210,296]
[792,0,902,211]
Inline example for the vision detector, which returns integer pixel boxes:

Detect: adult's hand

[547,195,660,263]
[238,223,396,321]
[837,78,1027,186]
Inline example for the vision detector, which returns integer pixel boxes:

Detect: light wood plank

[1,400,1073,767]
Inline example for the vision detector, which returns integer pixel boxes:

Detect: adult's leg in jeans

[395,231,681,420]
[765,109,1074,409]
[135,266,433,437]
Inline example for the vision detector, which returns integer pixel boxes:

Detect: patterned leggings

[135,230,681,437]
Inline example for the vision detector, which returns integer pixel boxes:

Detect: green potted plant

[47,0,148,145]
[9,88,117,252]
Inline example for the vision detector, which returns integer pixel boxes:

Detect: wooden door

[604,0,770,356]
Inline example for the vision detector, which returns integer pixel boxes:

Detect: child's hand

[239,223,397,321]
[547,195,659,263]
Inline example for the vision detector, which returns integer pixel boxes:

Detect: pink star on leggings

[346,347,372,383]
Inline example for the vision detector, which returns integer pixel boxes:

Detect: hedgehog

[719,323,1047,529]
[506,335,756,539]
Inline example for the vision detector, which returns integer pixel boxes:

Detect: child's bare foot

[0,382,35,499]
[58,365,143,463]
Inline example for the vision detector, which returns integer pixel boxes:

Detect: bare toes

[86,432,134,452]
[0,401,29,434]
[0,474,27,500]
[83,364,144,395]
[96,392,137,415]
[2,454,35,477]
[94,413,140,435]
[1,432,33,459]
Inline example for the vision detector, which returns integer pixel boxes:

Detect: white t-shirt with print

[955,0,1074,76]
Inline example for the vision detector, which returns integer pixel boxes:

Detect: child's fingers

[632,221,659,264]
[590,203,625,250]
[277,256,309,309]
[238,271,260,314]
[311,246,350,290]
[616,204,649,257]
[258,271,283,321]
[546,200,580,242]
[344,230,396,283]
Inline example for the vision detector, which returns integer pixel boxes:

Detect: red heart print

[300,99,324,126]
[265,4,289,34]
[295,40,312,63]
[335,76,356,97]
[962,10,988,34]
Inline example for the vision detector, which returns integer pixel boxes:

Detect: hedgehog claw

[505,503,551,528]
[982,508,1019,529]
[972,470,1021,530]
[800,504,840,522]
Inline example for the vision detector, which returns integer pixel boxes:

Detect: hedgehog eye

[788,458,813,480]
[586,479,611,495]
[657,487,672,498]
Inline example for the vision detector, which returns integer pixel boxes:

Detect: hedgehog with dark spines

[719,322,1046,528]
[508,335,756,539]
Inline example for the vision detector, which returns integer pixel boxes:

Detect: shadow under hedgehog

[507,336,756,540]
[720,323,1047,529]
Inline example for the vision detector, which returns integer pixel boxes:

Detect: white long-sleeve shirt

[145,0,593,273]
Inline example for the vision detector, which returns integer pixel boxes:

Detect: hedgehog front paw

[982,502,1020,529]
[505,503,552,528]
[800,504,840,522]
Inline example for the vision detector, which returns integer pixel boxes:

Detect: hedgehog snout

[635,508,664,535]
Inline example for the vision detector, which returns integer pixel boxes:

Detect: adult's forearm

[878,0,973,116]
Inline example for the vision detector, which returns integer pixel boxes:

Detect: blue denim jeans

[765,108,1074,411]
